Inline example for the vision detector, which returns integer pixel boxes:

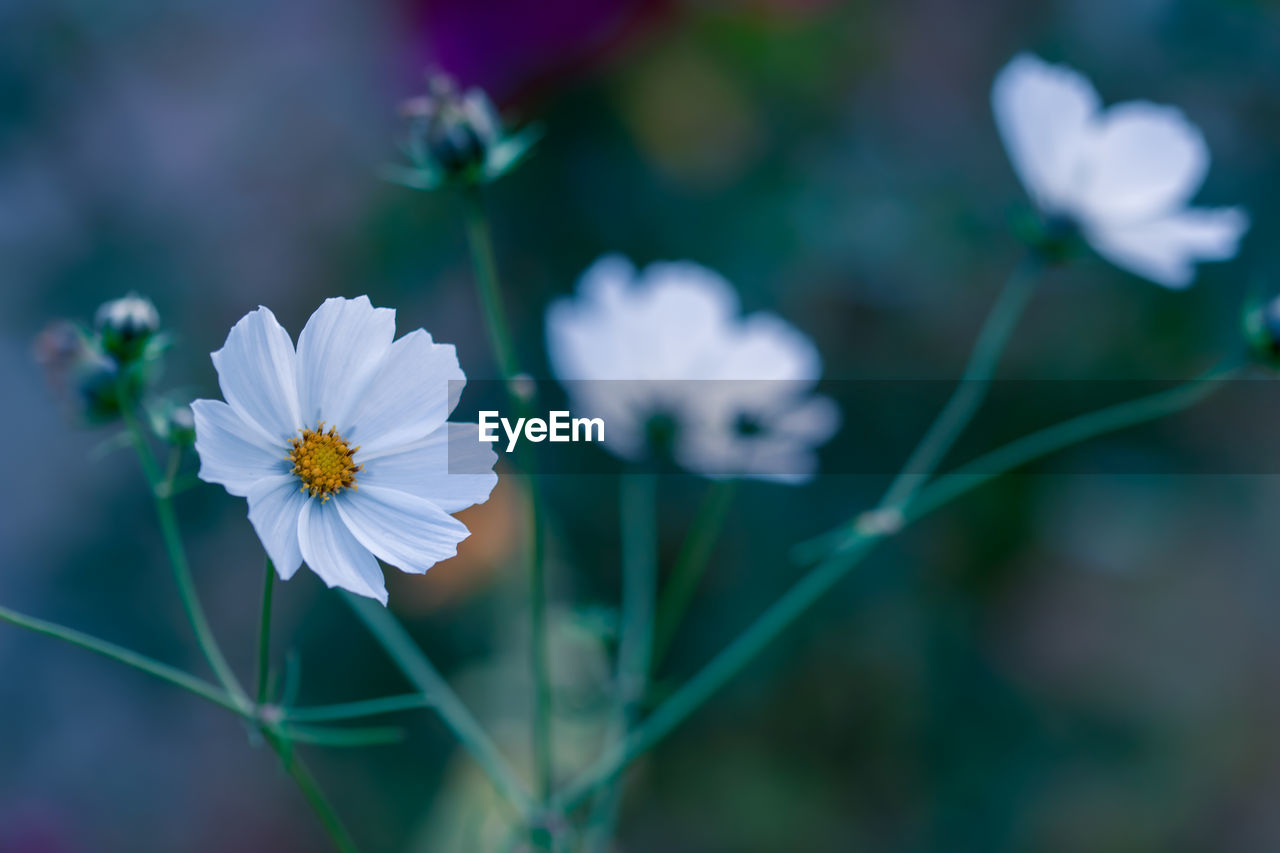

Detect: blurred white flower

[992,52,1249,288]
[546,255,839,484]
[192,296,497,604]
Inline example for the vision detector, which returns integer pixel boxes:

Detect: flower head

[546,255,839,483]
[95,293,160,361]
[386,74,540,191]
[192,297,498,604]
[992,53,1248,288]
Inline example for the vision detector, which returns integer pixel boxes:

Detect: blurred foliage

[5,0,1280,851]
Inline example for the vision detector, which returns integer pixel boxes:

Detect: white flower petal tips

[547,255,839,483]
[193,297,498,604]
[992,53,1248,288]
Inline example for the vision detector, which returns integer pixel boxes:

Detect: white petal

[546,255,642,382]
[246,475,307,580]
[560,382,653,461]
[1084,206,1249,289]
[673,426,820,483]
[191,399,289,497]
[770,394,842,446]
[638,262,742,377]
[209,306,302,444]
[546,255,741,382]
[675,392,837,484]
[736,441,820,485]
[346,330,464,457]
[297,499,388,604]
[295,296,396,434]
[575,253,638,309]
[334,486,470,575]
[991,53,1101,211]
[706,312,822,381]
[358,423,498,513]
[637,261,740,329]
[1074,101,1209,222]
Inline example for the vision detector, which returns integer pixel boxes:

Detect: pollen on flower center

[288,421,361,501]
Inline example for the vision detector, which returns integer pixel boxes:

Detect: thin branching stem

[583,472,659,848]
[257,558,276,704]
[118,384,249,708]
[462,187,556,810]
[343,593,535,820]
[0,603,243,714]
[651,480,737,669]
[284,693,432,723]
[264,730,362,853]
[880,254,1042,510]
[556,362,1239,811]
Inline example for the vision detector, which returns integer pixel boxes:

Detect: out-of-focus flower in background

[191,296,498,604]
[546,254,839,482]
[992,52,1249,288]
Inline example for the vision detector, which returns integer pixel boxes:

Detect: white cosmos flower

[546,255,839,484]
[192,296,497,604]
[992,52,1248,288]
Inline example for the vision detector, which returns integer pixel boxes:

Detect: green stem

[342,593,534,818]
[651,480,736,668]
[900,364,1241,526]
[463,188,520,383]
[119,390,249,708]
[462,187,555,806]
[284,693,432,723]
[277,724,405,747]
[258,558,276,704]
[161,445,182,493]
[583,473,660,847]
[556,363,1237,810]
[264,731,361,853]
[526,476,554,804]
[880,255,1042,510]
[0,603,244,715]
[155,471,247,704]
[114,389,356,850]
[0,607,364,850]
[616,473,659,713]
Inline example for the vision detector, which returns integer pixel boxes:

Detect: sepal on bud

[1010,207,1082,267]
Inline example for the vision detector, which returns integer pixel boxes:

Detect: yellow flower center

[288,422,361,501]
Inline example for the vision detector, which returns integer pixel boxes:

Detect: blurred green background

[5,0,1280,850]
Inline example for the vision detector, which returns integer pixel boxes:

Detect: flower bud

[1244,293,1280,366]
[160,402,197,447]
[402,76,500,176]
[35,321,127,423]
[72,347,126,423]
[95,293,159,362]
[388,74,539,190]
